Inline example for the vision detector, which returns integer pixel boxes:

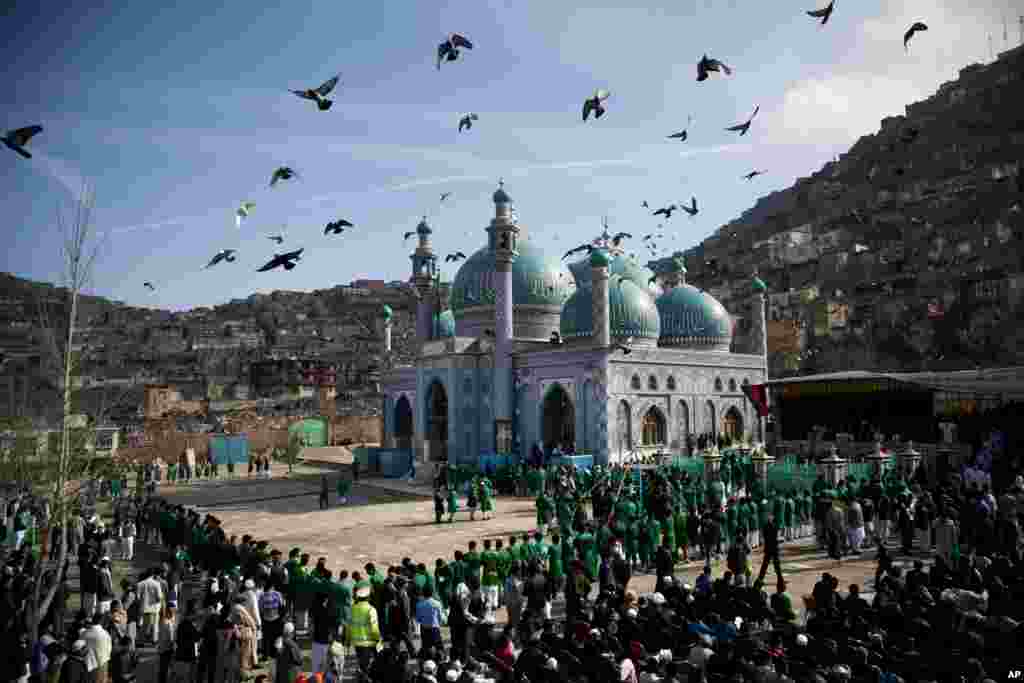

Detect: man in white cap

[421,659,439,682]
[345,582,381,677]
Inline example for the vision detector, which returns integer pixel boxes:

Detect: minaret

[410,217,437,348]
[381,304,393,355]
[590,249,611,347]
[490,180,519,428]
[751,273,769,442]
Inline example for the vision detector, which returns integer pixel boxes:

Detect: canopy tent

[768,367,1024,397]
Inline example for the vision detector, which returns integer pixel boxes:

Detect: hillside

[684,44,1024,376]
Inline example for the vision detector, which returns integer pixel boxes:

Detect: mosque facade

[380,183,768,467]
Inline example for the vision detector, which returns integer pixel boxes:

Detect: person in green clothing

[675,504,689,562]
[334,569,354,627]
[642,514,660,572]
[773,494,785,539]
[463,541,481,584]
[480,539,501,620]
[784,493,796,541]
[446,486,458,523]
[479,477,494,520]
[741,498,757,549]
[625,516,641,569]
[530,531,547,569]
[168,461,177,483]
[577,526,597,579]
[434,558,452,609]
[526,467,543,497]
[449,550,466,593]
[661,514,677,562]
[725,500,738,549]
[433,488,445,524]
[547,533,565,596]
[337,475,352,505]
[556,494,574,537]
[536,491,553,536]
[757,496,770,539]
[414,562,434,599]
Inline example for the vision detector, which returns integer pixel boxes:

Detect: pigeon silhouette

[445,252,467,263]
[270,167,299,187]
[653,206,677,218]
[205,249,237,268]
[143,282,155,291]
[641,200,649,209]
[726,106,760,136]
[458,113,479,132]
[743,170,766,180]
[2,125,43,159]
[582,89,611,121]
[904,22,928,49]
[681,197,699,216]
[325,219,353,235]
[614,337,634,354]
[267,234,285,245]
[562,244,594,260]
[611,232,632,246]
[236,201,256,228]
[697,55,732,81]
[258,248,304,272]
[667,116,693,141]
[807,0,835,25]
[403,231,416,241]
[291,74,340,111]
[437,33,473,69]
[440,192,452,202]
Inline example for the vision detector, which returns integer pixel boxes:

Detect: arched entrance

[706,400,717,437]
[426,381,448,462]
[394,395,413,450]
[678,400,690,452]
[723,406,743,440]
[641,406,667,446]
[616,400,632,458]
[542,384,576,452]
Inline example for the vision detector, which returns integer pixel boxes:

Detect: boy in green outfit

[446,486,458,522]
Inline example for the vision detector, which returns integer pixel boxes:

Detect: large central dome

[448,186,573,340]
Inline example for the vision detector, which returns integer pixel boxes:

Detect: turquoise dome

[752,276,767,293]
[655,284,732,350]
[569,252,655,291]
[590,249,611,268]
[449,240,573,314]
[432,309,455,338]
[381,304,393,321]
[560,274,660,342]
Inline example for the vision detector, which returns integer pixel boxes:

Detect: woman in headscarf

[230,594,259,674]
[214,612,242,683]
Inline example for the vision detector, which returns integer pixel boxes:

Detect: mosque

[380,182,768,467]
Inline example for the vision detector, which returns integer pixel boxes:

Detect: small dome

[381,304,393,321]
[432,310,455,338]
[560,274,660,343]
[752,276,767,293]
[416,216,432,235]
[493,182,511,204]
[589,249,611,268]
[655,284,732,350]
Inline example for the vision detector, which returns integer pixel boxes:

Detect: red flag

[743,383,770,417]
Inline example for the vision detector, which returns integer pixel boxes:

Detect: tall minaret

[490,180,519,428]
[590,249,611,347]
[751,273,769,441]
[410,216,438,348]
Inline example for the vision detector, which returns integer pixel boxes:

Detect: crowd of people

[2,440,1023,683]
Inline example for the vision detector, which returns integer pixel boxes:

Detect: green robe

[784,498,795,529]
[536,494,553,527]
[463,551,481,583]
[674,509,689,547]
[447,489,459,516]
[547,541,564,578]
[481,550,501,587]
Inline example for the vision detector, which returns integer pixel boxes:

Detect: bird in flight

[269,166,299,187]
[611,232,632,246]
[697,55,732,82]
[667,116,693,141]
[806,0,835,25]
[325,219,353,235]
[458,113,478,132]
[2,125,43,159]
[236,201,256,229]
[641,200,649,209]
[653,205,677,219]
[143,282,156,291]
[614,337,634,355]
[681,197,699,216]
[205,249,237,269]
[743,170,766,180]
[291,74,340,111]
[445,252,467,263]
[437,33,473,69]
[440,192,452,202]
[904,22,928,50]
[267,234,285,245]
[403,231,416,241]
[582,89,611,121]
[562,244,594,260]
[726,106,760,136]
[258,248,304,272]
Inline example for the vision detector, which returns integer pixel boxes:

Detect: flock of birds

[3,8,934,295]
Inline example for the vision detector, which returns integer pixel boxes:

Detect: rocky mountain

[685,44,1024,376]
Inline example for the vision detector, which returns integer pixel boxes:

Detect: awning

[768,367,1024,396]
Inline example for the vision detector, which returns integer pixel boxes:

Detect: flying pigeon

[652,205,677,219]
[440,192,452,202]
[257,248,304,272]
[611,232,632,246]
[291,74,340,111]
[667,116,693,141]
[726,106,760,136]
[643,234,655,241]
[649,275,659,286]
[458,113,478,132]
[2,125,43,159]
[641,200,649,208]
[143,282,155,291]
[549,332,563,345]
[743,170,766,180]
[904,22,928,49]
[697,55,732,82]
[582,89,611,121]
[437,33,473,69]
[445,252,467,263]
[403,231,416,241]
[205,249,237,269]
[614,337,634,355]
[269,166,299,187]
[267,233,285,244]
[236,201,256,228]
[325,219,353,235]
[681,197,698,216]
[562,244,594,260]
[806,0,835,25]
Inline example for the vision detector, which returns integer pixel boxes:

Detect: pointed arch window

[648,375,658,391]
[641,407,667,446]
[631,375,642,390]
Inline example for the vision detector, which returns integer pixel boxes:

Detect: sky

[1,0,1017,310]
